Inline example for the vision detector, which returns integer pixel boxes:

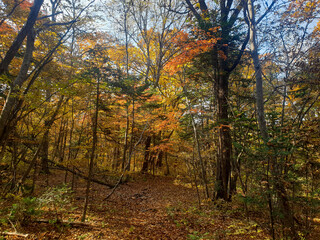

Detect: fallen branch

[18,156,115,188]
[34,219,98,228]
[48,160,115,188]
[1,232,29,237]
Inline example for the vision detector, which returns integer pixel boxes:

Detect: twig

[7,218,17,233]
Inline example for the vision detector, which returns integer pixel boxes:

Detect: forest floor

[1,171,318,239]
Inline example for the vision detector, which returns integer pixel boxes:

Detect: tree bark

[215,71,232,201]
[141,136,151,172]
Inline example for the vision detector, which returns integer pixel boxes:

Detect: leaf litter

[0,172,279,239]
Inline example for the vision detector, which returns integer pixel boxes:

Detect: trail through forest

[1,0,320,239]
[1,173,273,240]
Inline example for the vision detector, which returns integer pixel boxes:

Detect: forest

[0,0,319,239]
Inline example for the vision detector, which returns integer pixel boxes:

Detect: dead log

[1,232,29,237]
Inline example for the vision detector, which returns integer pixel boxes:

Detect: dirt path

[73,175,201,240]
[1,174,270,239]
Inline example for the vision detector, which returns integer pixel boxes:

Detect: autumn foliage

[0,0,319,239]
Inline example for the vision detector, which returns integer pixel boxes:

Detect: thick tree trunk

[156,151,163,168]
[141,136,151,172]
[215,71,232,201]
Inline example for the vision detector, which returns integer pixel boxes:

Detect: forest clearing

[0,0,320,239]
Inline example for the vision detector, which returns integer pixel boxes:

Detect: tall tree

[185,0,249,200]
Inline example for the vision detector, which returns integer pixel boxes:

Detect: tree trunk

[82,77,99,222]
[185,0,249,202]
[247,0,268,143]
[141,136,151,172]
[121,106,129,170]
[186,95,210,199]
[112,146,120,170]
[40,129,50,174]
[156,151,163,168]
[127,99,135,171]
[0,0,44,74]
[215,71,232,201]
[164,152,169,175]
[40,0,60,175]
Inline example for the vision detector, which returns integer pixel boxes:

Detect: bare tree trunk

[121,106,129,170]
[112,146,120,170]
[247,0,268,143]
[82,77,99,222]
[188,100,210,199]
[127,99,135,171]
[59,118,68,162]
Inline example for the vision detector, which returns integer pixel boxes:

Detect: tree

[0,0,43,75]
[0,0,44,147]
[185,0,249,200]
